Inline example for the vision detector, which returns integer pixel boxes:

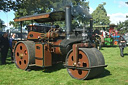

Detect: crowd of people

[0,32,15,65]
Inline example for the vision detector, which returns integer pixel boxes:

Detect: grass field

[0,47,128,85]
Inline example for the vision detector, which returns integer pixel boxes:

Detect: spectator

[118,35,126,57]
[9,33,16,62]
[94,28,100,35]
[0,33,9,64]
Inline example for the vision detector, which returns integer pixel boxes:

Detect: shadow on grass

[100,48,104,50]
[28,62,65,72]
[94,69,111,79]
[123,53,128,56]
[103,45,118,48]
[43,62,65,73]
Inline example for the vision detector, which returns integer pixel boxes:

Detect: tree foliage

[0,19,6,31]
[91,2,110,26]
[116,20,128,34]
[0,0,15,12]
[7,0,90,29]
[1,0,111,29]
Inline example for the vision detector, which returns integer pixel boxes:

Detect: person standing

[0,33,9,64]
[94,28,100,35]
[9,33,15,62]
[118,35,126,57]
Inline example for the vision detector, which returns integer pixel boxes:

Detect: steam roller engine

[13,6,107,80]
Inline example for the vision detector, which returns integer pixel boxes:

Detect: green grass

[0,47,128,85]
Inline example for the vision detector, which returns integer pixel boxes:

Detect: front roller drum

[65,48,105,80]
[14,41,35,70]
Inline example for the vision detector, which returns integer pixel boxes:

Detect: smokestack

[88,18,93,34]
[90,18,93,29]
[65,6,72,39]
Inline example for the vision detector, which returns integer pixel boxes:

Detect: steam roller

[12,5,107,80]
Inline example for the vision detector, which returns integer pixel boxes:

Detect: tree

[8,0,90,29]
[50,0,90,28]
[116,21,124,31]
[117,20,128,34]
[9,21,19,29]
[0,19,6,31]
[91,2,110,26]
[0,0,15,12]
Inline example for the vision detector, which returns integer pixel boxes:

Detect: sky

[0,0,128,30]
[86,0,128,24]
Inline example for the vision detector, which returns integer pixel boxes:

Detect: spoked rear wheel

[14,41,35,70]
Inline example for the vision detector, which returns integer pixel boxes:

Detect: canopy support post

[20,21,23,40]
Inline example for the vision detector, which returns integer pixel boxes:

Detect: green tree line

[116,20,128,34]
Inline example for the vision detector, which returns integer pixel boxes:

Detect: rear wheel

[14,41,35,70]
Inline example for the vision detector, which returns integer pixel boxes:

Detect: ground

[0,47,128,85]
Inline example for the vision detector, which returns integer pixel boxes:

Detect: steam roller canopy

[14,41,35,70]
[65,48,105,80]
